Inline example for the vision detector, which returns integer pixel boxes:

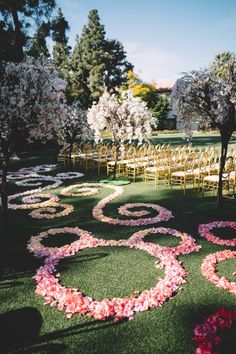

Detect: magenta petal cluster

[192,308,236,354]
[199,221,236,247]
[28,226,200,322]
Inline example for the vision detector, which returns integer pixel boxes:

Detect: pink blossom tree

[58,104,91,162]
[0,56,67,223]
[172,52,236,207]
[87,90,156,178]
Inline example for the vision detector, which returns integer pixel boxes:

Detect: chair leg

[202,180,204,197]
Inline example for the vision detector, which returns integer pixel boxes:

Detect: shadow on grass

[1,307,43,353]
[58,251,109,269]
[0,306,119,353]
[152,134,236,148]
[0,280,23,289]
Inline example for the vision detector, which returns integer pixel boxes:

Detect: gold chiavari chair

[202,155,234,197]
[93,145,108,174]
[79,143,94,170]
[193,151,210,191]
[125,146,146,182]
[57,146,70,165]
[170,152,197,194]
[107,146,119,176]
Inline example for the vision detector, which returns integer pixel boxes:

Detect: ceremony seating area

[58,142,236,196]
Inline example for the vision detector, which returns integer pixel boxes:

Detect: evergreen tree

[80,9,107,104]
[70,9,133,108]
[70,34,90,106]
[52,8,70,80]
[0,0,55,62]
[104,39,133,89]
[0,20,16,61]
[28,22,50,58]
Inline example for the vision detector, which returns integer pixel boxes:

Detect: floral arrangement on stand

[192,308,236,354]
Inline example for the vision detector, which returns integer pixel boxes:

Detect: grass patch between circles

[58,246,163,299]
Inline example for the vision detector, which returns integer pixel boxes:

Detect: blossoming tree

[87,90,156,178]
[0,56,67,223]
[58,104,91,161]
[172,52,236,207]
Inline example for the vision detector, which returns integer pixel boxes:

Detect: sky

[55,0,236,86]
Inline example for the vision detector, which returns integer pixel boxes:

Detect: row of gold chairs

[58,142,172,175]
[202,154,236,197]
[58,142,235,197]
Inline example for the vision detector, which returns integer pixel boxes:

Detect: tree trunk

[11,9,24,62]
[1,161,8,227]
[69,143,73,160]
[113,145,119,180]
[217,130,232,208]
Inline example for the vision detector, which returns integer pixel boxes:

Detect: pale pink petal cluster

[60,184,99,197]
[201,250,236,296]
[192,308,236,354]
[28,225,200,322]
[8,193,59,210]
[18,165,57,174]
[129,227,201,256]
[60,182,173,226]
[199,221,236,247]
[55,172,84,179]
[3,167,84,219]
[91,183,173,226]
[29,203,74,219]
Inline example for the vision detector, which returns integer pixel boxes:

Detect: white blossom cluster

[0,56,68,162]
[87,90,156,145]
[172,54,236,137]
[58,104,91,150]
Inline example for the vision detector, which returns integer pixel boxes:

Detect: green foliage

[103,39,133,89]
[27,22,50,59]
[76,9,106,105]
[0,0,56,61]
[52,42,70,79]
[122,71,170,129]
[51,7,69,45]
[70,34,90,106]
[212,51,235,79]
[70,9,132,108]
[144,91,170,129]
[0,20,17,61]
[51,8,70,81]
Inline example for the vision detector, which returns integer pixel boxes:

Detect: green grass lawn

[0,133,236,354]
